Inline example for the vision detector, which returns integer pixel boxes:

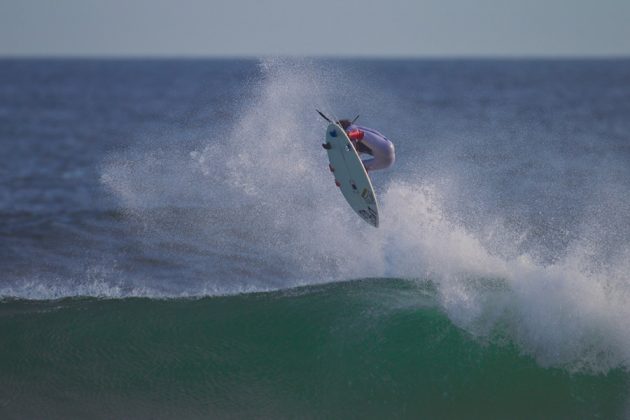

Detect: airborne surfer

[318,110,385,227]
[335,119,395,172]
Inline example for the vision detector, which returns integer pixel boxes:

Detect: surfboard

[323,123,379,227]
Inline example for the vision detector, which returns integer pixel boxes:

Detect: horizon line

[1,53,629,61]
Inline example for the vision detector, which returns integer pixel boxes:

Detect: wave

[1,279,628,419]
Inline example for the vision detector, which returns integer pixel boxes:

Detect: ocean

[1,58,629,418]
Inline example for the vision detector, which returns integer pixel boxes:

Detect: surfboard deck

[324,123,379,227]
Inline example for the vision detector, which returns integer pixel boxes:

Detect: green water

[0,279,627,419]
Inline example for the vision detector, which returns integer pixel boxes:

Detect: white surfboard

[324,123,379,227]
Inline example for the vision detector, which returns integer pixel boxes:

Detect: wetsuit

[346,124,395,171]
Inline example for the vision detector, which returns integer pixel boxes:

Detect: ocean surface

[1,58,629,418]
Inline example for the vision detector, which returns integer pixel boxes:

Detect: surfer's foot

[322,142,331,150]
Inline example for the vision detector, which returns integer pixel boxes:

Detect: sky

[1,0,629,57]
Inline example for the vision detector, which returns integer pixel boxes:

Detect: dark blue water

[1,58,629,418]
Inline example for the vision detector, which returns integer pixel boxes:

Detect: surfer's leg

[359,136,395,171]
[362,157,375,171]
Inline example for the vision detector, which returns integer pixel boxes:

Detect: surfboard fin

[316,109,332,123]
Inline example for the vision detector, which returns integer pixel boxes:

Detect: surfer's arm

[347,129,364,141]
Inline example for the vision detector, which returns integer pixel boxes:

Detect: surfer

[337,119,395,172]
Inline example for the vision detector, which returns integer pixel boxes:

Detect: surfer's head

[337,119,352,130]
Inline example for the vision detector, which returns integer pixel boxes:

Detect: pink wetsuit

[346,124,395,171]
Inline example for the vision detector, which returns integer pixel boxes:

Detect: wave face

[1,280,628,419]
[1,58,630,416]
